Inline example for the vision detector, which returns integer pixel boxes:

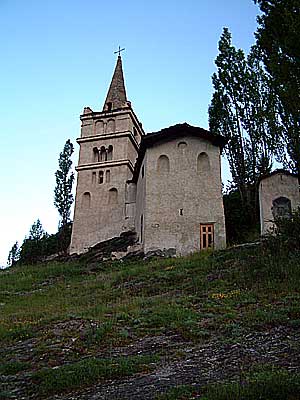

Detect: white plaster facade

[133,134,226,255]
[70,56,227,255]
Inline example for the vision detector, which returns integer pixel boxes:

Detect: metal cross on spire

[114,46,125,57]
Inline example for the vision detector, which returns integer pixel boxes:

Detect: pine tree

[29,218,46,240]
[7,241,20,267]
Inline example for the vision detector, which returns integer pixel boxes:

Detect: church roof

[144,123,226,148]
[103,56,128,111]
[131,123,227,183]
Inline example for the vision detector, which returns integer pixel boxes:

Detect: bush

[265,207,300,254]
[274,207,300,250]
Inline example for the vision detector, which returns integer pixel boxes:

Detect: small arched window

[82,192,91,208]
[272,197,291,219]
[106,170,110,183]
[107,119,115,133]
[93,147,99,162]
[197,152,210,173]
[100,146,107,162]
[140,214,144,243]
[157,155,170,174]
[99,171,104,184]
[95,120,104,135]
[108,188,118,205]
[178,141,187,151]
[107,145,113,160]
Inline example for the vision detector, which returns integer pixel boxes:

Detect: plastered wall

[138,136,226,255]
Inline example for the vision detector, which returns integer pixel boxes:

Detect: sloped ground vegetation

[1,222,300,399]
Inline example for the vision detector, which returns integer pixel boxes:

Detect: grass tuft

[156,385,198,399]
[32,354,159,395]
[203,369,300,399]
[0,361,28,375]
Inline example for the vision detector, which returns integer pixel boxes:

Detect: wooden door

[200,224,214,250]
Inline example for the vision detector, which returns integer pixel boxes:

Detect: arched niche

[95,120,104,135]
[157,155,170,173]
[107,119,115,133]
[197,152,210,173]
[108,188,118,205]
[272,196,291,219]
[82,192,91,208]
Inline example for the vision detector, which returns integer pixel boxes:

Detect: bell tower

[70,55,144,254]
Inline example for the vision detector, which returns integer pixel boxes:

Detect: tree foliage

[7,241,20,267]
[19,219,49,265]
[255,0,300,181]
[29,219,46,241]
[54,139,75,228]
[17,219,72,265]
[223,189,260,245]
[209,28,280,219]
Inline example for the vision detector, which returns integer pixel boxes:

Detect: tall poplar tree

[254,0,300,183]
[209,28,279,214]
[209,28,249,205]
[54,139,75,233]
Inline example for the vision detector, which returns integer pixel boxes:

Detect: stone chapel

[259,169,300,235]
[70,55,227,256]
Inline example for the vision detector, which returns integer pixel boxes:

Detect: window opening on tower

[99,171,104,184]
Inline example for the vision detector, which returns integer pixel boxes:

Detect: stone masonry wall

[70,164,133,254]
[70,109,141,255]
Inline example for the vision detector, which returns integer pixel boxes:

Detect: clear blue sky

[0,0,259,266]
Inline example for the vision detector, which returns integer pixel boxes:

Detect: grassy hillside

[1,240,300,399]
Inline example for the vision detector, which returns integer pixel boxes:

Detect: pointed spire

[103,56,128,111]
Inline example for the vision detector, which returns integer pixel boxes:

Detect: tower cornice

[76,159,135,173]
[80,107,145,135]
[80,106,131,120]
[77,131,140,151]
